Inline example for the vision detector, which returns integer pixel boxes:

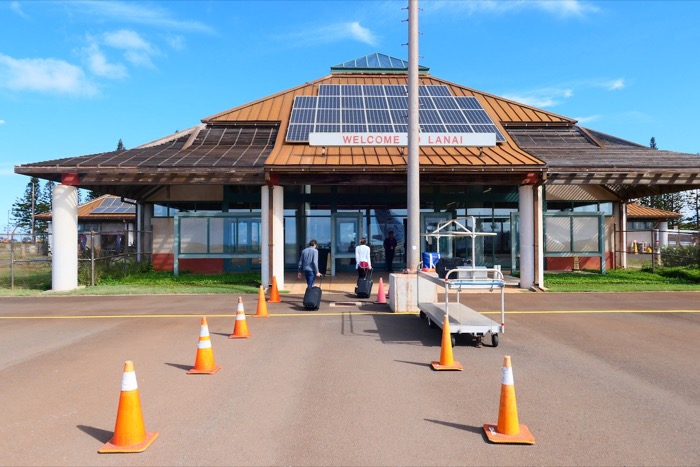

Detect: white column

[659,221,669,248]
[52,184,78,291]
[518,185,534,289]
[260,187,270,288]
[272,186,285,290]
[143,203,153,255]
[619,203,627,269]
[535,186,544,288]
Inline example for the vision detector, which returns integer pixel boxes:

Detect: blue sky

[1,0,699,232]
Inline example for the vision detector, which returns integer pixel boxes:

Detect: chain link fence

[622,228,700,270]
[0,229,152,290]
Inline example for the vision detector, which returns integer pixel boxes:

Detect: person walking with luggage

[383,231,397,273]
[298,240,322,289]
[355,237,372,279]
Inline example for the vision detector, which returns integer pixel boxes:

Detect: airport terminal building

[15,53,700,290]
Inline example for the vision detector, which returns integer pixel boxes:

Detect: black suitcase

[303,286,322,310]
[436,257,465,279]
[355,269,373,298]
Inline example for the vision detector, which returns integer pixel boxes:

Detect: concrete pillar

[261,186,285,290]
[534,185,544,288]
[52,184,78,291]
[261,187,270,288]
[615,202,627,269]
[143,203,153,255]
[518,185,534,289]
[272,186,285,290]
[659,221,669,248]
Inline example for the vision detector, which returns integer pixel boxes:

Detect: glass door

[421,212,453,258]
[331,213,362,276]
[224,216,261,272]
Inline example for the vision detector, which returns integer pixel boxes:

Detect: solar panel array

[91,197,136,215]
[286,85,505,143]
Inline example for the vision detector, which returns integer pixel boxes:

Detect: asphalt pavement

[0,291,698,466]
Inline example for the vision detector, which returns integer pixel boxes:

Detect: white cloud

[575,115,600,124]
[81,41,128,79]
[68,1,215,34]
[280,21,378,47]
[533,0,599,18]
[10,1,29,18]
[164,35,185,51]
[606,78,625,90]
[0,163,16,176]
[0,119,5,125]
[0,53,97,96]
[103,30,158,68]
[425,0,599,18]
[502,88,574,108]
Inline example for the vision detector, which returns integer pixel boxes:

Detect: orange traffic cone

[375,278,387,304]
[229,297,251,339]
[187,317,221,374]
[269,276,281,303]
[99,361,158,453]
[254,285,269,318]
[483,356,535,444]
[431,315,463,371]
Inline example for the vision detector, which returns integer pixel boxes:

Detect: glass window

[180,217,207,254]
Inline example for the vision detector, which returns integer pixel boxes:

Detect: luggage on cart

[436,257,465,279]
[303,286,322,310]
[355,268,373,298]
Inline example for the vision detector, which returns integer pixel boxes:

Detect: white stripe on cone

[199,325,209,338]
[121,371,138,392]
[502,366,514,386]
[198,339,212,349]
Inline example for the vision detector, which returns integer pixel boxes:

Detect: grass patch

[544,267,700,292]
[0,269,262,296]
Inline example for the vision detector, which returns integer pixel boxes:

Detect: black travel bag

[355,268,373,298]
[435,257,465,279]
[303,285,322,310]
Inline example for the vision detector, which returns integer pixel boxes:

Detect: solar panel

[293,96,316,109]
[317,96,340,108]
[319,85,340,96]
[91,198,135,215]
[366,109,392,124]
[384,85,407,96]
[341,84,362,96]
[342,96,364,108]
[363,85,385,96]
[419,96,436,109]
[290,108,315,124]
[285,84,505,143]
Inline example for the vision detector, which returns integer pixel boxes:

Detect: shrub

[660,244,700,268]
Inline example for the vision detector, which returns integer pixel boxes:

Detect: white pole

[260,186,270,288]
[52,184,78,291]
[407,0,420,272]
[518,185,534,289]
[272,186,285,290]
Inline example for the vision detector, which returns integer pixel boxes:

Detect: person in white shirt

[355,237,372,279]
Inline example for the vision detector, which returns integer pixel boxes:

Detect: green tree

[11,177,51,237]
[117,138,125,151]
[683,189,700,230]
[639,137,687,227]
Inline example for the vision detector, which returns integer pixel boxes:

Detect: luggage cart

[416,217,506,347]
[417,268,505,347]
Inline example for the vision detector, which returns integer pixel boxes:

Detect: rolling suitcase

[355,268,373,298]
[303,285,322,310]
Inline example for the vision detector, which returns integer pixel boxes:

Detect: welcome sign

[308,132,497,147]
